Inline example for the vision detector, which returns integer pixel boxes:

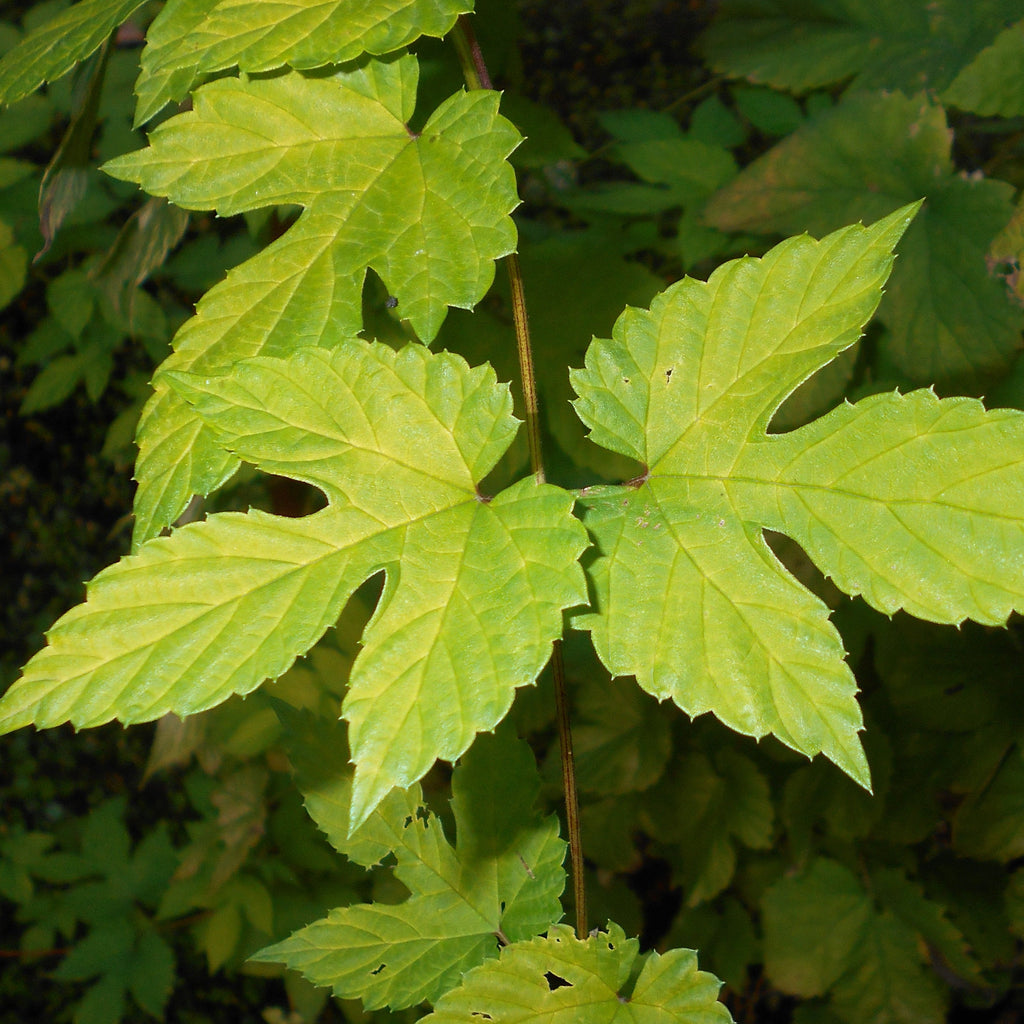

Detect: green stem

[452,14,587,939]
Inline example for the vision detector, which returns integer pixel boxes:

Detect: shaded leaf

[422,922,734,1023]
[0,218,27,310]
[953,745,1024,862]
[762,859,871,997]
[701,0,1021,95]
[943,19,1024,117]
[703,91,1023,388]
[90,197,190,314]
[254,727,566,1011]
[36,37,111,259]
[569,676,672,796]
[664,897,760,992]
[764,859,948,1024]
[641,749,773,906]
[0,0,147,106]
[1,340,588,827]
[870,869,982,987]
[103,55,521,544]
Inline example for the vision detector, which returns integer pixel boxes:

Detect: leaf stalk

[453,13,587,939]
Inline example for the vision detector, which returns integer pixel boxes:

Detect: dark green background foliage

[3,1,1024,1022]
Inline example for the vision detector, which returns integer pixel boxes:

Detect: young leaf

[572,207,926,787]
[422,922,734,1023]
[0,0,148,106]
[703,91,1023,387]
[254,726,566,1011]
[133,0,475,125]
[701,0,1021,95]
[103,54,521,545]
[0,340,589,828]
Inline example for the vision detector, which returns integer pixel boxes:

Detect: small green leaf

[422,922,734,1023]
[943,19,1024,117]
[20,351,88,414]
[105,55,521,544]
[0,218,27,310]
[133,0,475,125]
[254,728,566,1011]
[762,859,871,997]
[128,929,175,1017]
[0,0,148,106]
[1,340,588,829]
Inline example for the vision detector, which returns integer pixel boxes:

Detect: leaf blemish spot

[371,963,386,976]
[544,972,572,991]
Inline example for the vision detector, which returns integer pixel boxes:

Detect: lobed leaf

[572,207,927,786]
[422,921,734,1023]
[0,0,148,106]
[0,340,589,828]
[728,390,1024,624]
[701,0,1022,96]
[256,725,565,1010]
[703,91,1024,389]
[573,197,1024,792]
[133,0,475,125]
[763,858,947,1023]
[103,55,521,545]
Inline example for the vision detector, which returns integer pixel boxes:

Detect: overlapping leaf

[703,91,1023,389]
[258,720,565,1010]
[640,750,773,907]
[133,0,475,125]
[701,0,1022,95]
[0,340,588,827]
[422,922,734,1023]
[762,860,949,1024]
[0,0,148,106]
[103,54,521,545]
[572,203,1024,788]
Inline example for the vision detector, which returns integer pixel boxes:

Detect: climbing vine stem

[453,13,587,939]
